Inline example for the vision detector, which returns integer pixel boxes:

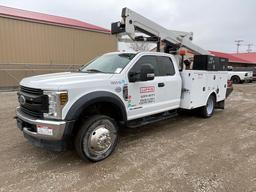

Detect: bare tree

[129,42,151,51]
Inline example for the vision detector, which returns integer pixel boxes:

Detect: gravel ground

[0,84,255,192]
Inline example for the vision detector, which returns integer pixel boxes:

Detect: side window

[156,56,175,76]
[130,56,160,76]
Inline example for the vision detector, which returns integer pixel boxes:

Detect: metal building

[0,5,117,89]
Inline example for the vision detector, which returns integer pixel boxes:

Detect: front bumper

[244,77,253,82]
[16,107,74,151]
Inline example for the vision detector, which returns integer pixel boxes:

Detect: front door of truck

[126,55,181,120]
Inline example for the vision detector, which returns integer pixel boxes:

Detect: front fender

[64,91,127,122]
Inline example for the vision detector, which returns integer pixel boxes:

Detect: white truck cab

[16,51,228,161]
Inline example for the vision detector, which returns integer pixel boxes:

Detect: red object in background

[179,49,186,56]
[227,80,233,88]
[230,52,256,63]
[0,5,110,33]
[210,51,256,64]
[226,80,233,98]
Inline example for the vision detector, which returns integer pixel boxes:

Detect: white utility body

[15,8,229,162]
[180,70,227,109]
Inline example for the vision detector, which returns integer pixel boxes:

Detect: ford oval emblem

[19,95,26,105]
[115,86,122,93]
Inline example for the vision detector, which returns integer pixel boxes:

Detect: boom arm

[112,7,209,55]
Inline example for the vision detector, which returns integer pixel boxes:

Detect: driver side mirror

[128,64,155,82]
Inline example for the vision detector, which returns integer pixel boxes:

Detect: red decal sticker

[140,86,155,93]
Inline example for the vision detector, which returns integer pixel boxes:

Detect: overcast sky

[1,0,255,53]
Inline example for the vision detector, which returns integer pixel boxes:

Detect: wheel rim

[86,125,115,156]
[232,78,238,84]
[206,98,214,115]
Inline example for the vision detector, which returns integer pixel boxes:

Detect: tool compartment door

[214,72,228,102]
[180,70,207,109]
[180,70,228,110]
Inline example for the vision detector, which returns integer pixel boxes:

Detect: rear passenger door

[155,56,182,109]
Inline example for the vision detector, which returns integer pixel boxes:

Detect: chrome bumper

[16,107,66,141]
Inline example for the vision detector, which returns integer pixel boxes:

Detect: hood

[20,72,113,90]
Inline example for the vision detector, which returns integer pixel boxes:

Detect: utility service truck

[15,8,230,162]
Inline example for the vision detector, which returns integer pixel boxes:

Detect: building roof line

[209,50,256,64]
[0,5,110,33]
[0,14,110,34]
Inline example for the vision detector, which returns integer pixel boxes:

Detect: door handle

[158,82,165,87]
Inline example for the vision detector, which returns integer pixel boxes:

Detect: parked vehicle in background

[228,71,253,84]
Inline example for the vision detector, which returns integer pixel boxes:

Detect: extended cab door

[127,54,182,120]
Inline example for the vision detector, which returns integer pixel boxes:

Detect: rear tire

[75,115,119,162]
[200,95,215,118]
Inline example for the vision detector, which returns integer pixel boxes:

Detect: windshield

[80,53,136,74]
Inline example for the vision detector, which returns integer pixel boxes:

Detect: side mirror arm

[128,72,140,82]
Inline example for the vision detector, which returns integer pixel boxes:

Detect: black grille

[20,86,43,95]
[18,86,48,118]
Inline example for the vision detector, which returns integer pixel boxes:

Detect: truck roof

[106,51,174,57]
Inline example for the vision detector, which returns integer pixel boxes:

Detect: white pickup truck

[16,52,229,161]
[228,71,253,84]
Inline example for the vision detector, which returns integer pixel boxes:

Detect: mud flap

[215,100,225,109]
[226,87,233,98]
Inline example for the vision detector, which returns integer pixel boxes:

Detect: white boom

[112,7,209,55]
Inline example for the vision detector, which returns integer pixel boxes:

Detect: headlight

[43,90,68,119]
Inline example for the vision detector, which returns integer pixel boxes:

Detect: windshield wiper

[84,69,104,73]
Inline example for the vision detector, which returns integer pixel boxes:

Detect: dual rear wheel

[200,95,215,118]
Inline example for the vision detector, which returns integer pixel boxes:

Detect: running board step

[126,110,177,128]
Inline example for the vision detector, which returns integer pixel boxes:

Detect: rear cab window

[156,56,176,76]
[130,55,175,76]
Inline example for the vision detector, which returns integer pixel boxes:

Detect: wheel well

[231,75,240,80]
[210,92,217,104]
[71,102,124,138]
[79,102,124,121]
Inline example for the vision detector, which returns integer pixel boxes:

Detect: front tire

[200,95,215,118]
[75,115,119,162]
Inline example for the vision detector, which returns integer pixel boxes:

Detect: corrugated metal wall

[0,16,117,89]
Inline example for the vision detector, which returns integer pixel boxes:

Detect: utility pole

[246,43,253,53]
[235,40,244,54]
